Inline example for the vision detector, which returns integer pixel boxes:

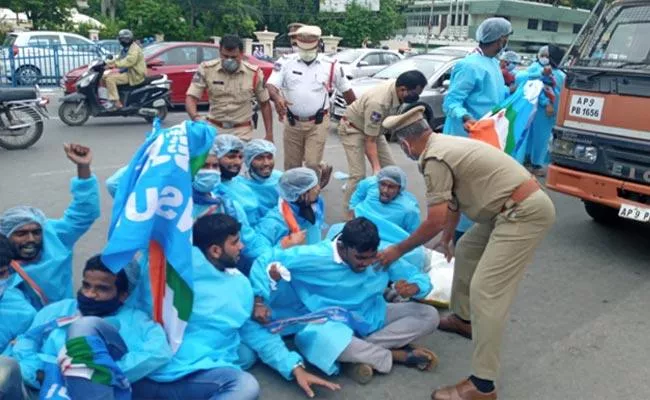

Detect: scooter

[0,85,49,150]
[58,57,171,126]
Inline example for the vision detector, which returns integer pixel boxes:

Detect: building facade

[397,0,591,52]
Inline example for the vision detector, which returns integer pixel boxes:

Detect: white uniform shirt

[267,54,352,118]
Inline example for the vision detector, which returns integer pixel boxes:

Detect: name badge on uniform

[212,80,224,85]
[292,71,303,75]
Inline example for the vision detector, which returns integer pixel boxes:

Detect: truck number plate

[569,95,604,121]
[618,203,650,223]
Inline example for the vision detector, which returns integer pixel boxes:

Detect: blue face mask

[0,278,9,300]
[506,62,517,72]
[192,169,221,193]
[538,56,550,66]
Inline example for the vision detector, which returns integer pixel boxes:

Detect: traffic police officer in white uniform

[267,25,356,183]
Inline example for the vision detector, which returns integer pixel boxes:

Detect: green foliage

[122,0,189,40]
[3,0,76,30]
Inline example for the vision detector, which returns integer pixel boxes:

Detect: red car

[61,42,274,106]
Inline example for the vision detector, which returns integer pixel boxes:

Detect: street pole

[425,0,435,53]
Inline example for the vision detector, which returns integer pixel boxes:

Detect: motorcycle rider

[103,29,146,110]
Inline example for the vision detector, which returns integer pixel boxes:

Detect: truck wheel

[584,201,620,225]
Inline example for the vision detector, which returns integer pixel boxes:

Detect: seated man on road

[132,214,340,399]
[250,217,439,384]
[12,255,171,399]
[350,166,421,235]
[0,144,100,309]
[103,29,146,110]
[0,234,36,400]
[212,135,266,226]
[242,139,284,217]
[256,167,325,248]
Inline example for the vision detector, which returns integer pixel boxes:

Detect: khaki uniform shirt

[186,59,270,137]
[114,43,146,86]
[342,79,401,137]
[419,134,532,223]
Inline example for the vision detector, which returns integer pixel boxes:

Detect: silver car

[331,48,404,80]
[331,53,465,131]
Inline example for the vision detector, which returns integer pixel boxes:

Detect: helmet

[118,29,134,47]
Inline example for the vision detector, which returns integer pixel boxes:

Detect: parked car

[331,54,464,131]
[3,31,108,85]
[62,42,274,106]
[426,46,475,57]
[330,48,404,80]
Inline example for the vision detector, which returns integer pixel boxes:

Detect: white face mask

[299,49,318,62]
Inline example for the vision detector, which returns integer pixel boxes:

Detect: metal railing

[0,43,122,87]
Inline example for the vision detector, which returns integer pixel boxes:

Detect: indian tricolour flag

[469,80,544,163]
[101,120,215,352]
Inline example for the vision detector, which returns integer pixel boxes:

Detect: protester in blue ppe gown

[442,17,512,244]
[256,167,325,248]
[11,255,172,399]
[212,134,265,226]
[0,144,100,309]
[132,214,341,399]
[250,217,438,384]
[242,139,283,217]
[523,45,566,176]
[350,166,421,234]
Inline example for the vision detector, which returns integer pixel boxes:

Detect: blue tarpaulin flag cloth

[100,120,216,353]
[469,80,544,164]
[39,335,131,400]
[265,306,372,336]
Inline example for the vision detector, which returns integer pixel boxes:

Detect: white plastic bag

[423,249,455,308]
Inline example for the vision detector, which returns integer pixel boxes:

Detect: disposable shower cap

[475,17,512,43]
[500,50,521,64]
[244,139,276,169]
[211,134,244,158]
[277,167,318,202]
[377,166,407,192]
[0,206,47,237]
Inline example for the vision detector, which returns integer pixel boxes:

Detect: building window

[542,20,559,32]
[573,24,582,34]
[528,19,539,30]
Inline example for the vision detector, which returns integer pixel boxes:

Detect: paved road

[2,95,649,400]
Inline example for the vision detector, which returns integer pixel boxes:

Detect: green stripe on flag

[65,337,113,386]
[166,262,193,321]
[503,107,518,155]
[190,154,208,177]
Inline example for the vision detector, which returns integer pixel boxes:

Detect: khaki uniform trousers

[104,73,130,102]
[452,189,556,380]
[283,117,330,173]
[339,124,395,214]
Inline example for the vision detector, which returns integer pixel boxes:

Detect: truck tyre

[584,201,620,225]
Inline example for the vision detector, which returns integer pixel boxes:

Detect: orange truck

[546,0,650,225]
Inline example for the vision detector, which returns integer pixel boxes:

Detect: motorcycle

[58,58,171,126]
[0,85,49,150]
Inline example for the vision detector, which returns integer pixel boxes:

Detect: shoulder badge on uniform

[274,62,282,71]
[192,71,204,83]
[370,111,382,123]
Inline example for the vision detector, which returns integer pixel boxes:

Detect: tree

[317,0,405,47]
[1,0,76,30]
[122,0,188,40]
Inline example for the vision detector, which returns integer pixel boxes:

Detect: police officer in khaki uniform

[267,25,355,183]
[377,106,556,400]
[186,34,273,142]
[339,70,427,218]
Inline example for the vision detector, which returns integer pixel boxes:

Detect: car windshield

[333,49,366,64]
[143,43,168,58]
[373,57,445,79]
[3,35,17,46]
[573,3,650,69]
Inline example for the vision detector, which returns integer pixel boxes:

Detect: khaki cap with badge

[294,25,322,50]
[382,105,431,138]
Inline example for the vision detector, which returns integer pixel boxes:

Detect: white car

[331,48,404,80]
[3,31,107,86]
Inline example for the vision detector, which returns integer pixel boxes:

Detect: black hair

[84,254,128,294]
[220,34,244,52]
[340,217,380,253]
[548,44,566,68]
[193,213,242,255]
[0,234,14,267]
[403,101,434,128]
[396,70,428,90]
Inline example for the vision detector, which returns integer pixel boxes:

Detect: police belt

[501,177,541,212]
[341,117,362,132]
[206,117,252,129]
[288,109,328,122]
